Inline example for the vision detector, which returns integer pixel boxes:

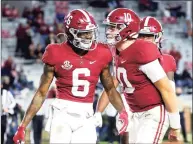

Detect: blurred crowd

[2,3,19,19]
[162,43,193,90]
[1,1,192,144]
[2,2,66,62]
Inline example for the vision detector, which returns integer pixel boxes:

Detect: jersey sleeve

[168,55,177,72]
[135,41,161,64]
[42,44,55,66]
[100,43,113,68]
[106,48,113,64]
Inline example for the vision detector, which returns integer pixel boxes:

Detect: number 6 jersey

[42,42,112,103]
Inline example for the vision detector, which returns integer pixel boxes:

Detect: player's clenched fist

[13,126,25,144]
[116,108,128,135]
[168,128,181,142]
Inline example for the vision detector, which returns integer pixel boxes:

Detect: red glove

[13,126,25,144]
[116,108,128,135]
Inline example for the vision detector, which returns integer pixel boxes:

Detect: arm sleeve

[139,59,167,83]
[42,44,55,66]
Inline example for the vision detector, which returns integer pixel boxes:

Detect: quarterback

[97,9,181,143]
[96,8,141,143]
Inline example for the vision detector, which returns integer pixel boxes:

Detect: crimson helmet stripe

[144,16,151,27]
[76,9,91,22]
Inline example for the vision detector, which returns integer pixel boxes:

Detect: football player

[118,16,180,144]
[96,8,141,143]
[139,16,177,93]
[138,16,179,143]
[97,10,181,144]
[13,9,128,144]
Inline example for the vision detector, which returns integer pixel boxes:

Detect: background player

[115,17,181,143]
[139,16,177,91]
[119,16,179,144]
[13,9,128,144]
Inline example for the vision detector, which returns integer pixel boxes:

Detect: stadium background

[1,0,192,143]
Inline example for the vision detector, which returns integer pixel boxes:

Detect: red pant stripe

[153,105,164,144]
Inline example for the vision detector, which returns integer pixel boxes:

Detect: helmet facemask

[69,27,98,51]
[154,31,163,43]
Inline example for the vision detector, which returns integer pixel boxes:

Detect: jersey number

[117,67,135,93]
[72,68,90,97]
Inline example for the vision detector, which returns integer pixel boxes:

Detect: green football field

[24,129,192,144]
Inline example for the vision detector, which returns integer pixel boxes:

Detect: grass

[24,129,192,144]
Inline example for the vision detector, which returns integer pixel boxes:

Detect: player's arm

[139,59,180,129]
[21,64,54,127]
[13,64,54,143]
[100,65,124,112]
[166,71,176,92]
[166,71,174,81]
[99,65,128,134]
[96,76,119,113]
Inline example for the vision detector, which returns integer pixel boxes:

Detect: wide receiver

[13,9,128,144]
[97,10,181,144]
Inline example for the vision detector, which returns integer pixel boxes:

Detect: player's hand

[13,126,25,144]
[92,112,102,127]
[168,128,181,142]
[3,108,9,113]
[116,108,128,135]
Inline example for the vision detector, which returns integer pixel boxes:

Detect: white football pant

[46,99,97,143]
[128,105,169,143]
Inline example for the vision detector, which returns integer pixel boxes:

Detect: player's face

[105,24,122,45]
[72,29,97,51]
[77,31,94,40]
[105,25,119,38]
[139,35,155,43]
[146,36,155,43]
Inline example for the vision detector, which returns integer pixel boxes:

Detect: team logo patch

[61,60,73,70]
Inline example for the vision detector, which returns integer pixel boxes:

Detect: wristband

[168,112,181,129]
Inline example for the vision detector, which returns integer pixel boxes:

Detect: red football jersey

[160,54,177,73]
[116,39,163,112]
[42,42,112,103]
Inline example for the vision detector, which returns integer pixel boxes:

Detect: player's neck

[68,41,88,56]
[116,39,136,51]
[72,47,88,56]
